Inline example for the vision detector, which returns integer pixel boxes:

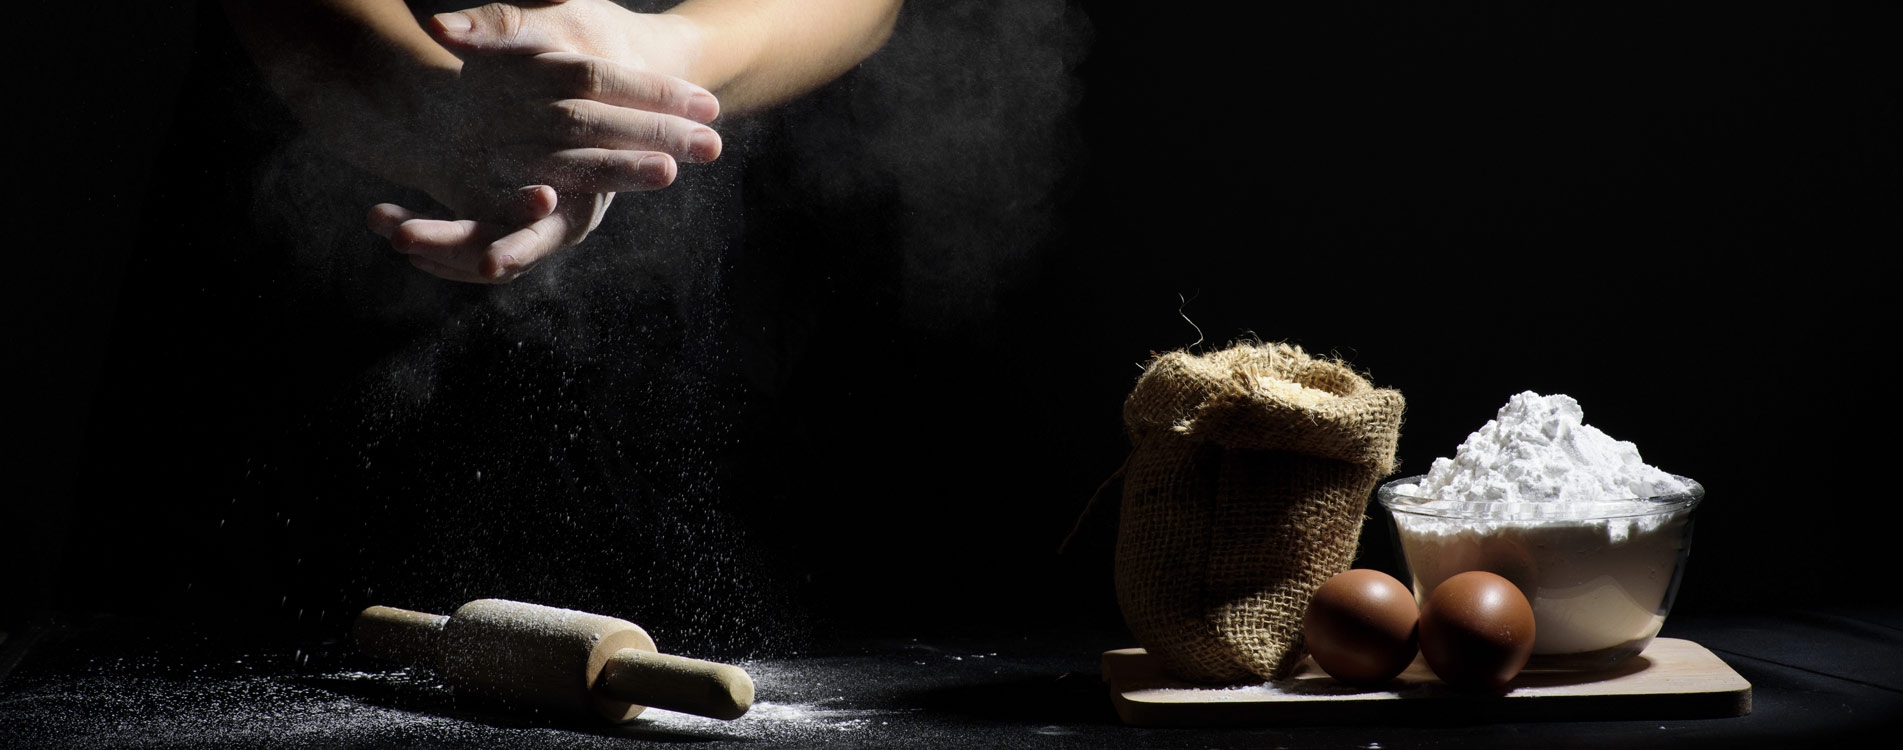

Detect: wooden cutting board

[1102,638,1751,727]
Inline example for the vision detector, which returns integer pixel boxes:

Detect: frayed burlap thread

[1116,342,1404,684]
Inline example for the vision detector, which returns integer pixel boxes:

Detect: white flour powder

[1384,392,1702,661]
[1402,391,1688,506]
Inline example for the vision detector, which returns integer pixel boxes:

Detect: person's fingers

[483,98,720,163]
[367,203,427,238]
[456,54,719,164]
[478,220,562,281]
[548,53,720,123]
[386,211,565,283]
[464,52,719,123]
[430,3,571,56]
[482,192,615,279]
[390,190,610,284]
[501,184,560,224]
[506,52,719,123]
[392,218,528,283]
[492,146,679,194]
[390,219,508,269]
[391,180,557,227]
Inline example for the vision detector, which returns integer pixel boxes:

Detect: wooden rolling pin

[353,598,753,722]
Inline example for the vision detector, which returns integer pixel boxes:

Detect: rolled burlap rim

[1115,341,1404,683]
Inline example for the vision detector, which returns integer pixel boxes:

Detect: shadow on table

[893,669,1121,726]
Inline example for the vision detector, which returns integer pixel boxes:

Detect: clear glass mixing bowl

[1376,474,1705,671]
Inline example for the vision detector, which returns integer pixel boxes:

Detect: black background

[9,1,1898,658]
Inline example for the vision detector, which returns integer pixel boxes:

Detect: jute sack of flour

[1117,341,1404,683]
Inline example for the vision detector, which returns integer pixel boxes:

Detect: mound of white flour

[1386,392,1701,657]
[1401,391,1688,506]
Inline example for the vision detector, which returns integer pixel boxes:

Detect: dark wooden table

[3,607,1897,748]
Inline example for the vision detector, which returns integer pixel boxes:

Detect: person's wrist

[655,9,734,95]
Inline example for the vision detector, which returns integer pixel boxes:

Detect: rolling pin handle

[601,648,755,721]
[353,605,450,671]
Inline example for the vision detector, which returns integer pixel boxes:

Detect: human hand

[368,186,615,285]
[427,0,706,81]
[376,0,723,283]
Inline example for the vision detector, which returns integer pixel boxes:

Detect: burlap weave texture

[1116,342,1404,683]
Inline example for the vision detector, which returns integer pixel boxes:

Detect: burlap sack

[1116,341,1404,683]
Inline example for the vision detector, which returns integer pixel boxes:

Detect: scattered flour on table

[0,660,899,749]
[644,700,882,737]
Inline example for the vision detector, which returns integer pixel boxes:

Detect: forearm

[667,0,903,115]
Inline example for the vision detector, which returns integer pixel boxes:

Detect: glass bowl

[1376,474,1705,671]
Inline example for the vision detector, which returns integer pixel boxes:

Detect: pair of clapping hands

[368,0,723,284]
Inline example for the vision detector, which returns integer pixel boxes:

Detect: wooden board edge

[1102,639,1753,727]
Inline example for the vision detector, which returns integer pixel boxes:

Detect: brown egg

[1418,570,1536,690]
[1303,569,1420,685]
